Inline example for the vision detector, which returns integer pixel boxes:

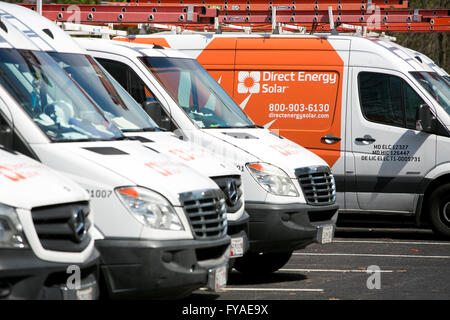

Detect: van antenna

[272,7,279,34]
[214,17,222,34]
[328,6,339,35]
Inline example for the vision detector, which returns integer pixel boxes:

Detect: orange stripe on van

[116,36,172,49]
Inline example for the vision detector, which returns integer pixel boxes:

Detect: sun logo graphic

[237,71,261,94]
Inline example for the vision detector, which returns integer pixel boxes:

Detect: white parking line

[333,240,450,246]
[293,252,450,259]
[279,268,403,273]
[223,287,323,292]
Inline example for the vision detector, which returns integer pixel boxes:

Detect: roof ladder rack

[19,1,449,33]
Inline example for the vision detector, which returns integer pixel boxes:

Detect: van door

[351,68,436,212]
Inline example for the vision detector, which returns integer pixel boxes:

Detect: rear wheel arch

[419,173,450,225]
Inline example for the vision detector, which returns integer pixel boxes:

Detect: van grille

[31,202,91,252]
[211,175,243,214]
[295,166,336,206]
[180,189,227,240]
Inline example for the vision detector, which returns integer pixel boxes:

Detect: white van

[124,32,450,238]
[1,4,249,261]
[0,146,99,299]
[77,38,339,275]
[0,4,230,298]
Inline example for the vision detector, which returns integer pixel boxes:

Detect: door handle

[355,135,376,143]
[321,134,341,144]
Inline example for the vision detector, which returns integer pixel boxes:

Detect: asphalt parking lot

[189,215,450,300]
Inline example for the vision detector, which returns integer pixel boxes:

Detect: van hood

[0,149,88,210]
[201,128,329,178]
[36,140,220,206]
[124,131,240,178]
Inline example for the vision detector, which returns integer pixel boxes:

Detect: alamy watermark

[366,265,381,290]
[66,265,81,290]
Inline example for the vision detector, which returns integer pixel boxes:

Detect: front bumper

[96,236,230,299]
[245,201,339,253]
[0,249,99,300]
[227,211,250,258]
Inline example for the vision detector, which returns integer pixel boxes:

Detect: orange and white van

[118,33,450,238]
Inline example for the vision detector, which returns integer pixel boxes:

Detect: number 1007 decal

[86,189,112,198]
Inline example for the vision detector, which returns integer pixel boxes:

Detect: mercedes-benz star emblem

[225,179,239,206]
[70,208,87,243]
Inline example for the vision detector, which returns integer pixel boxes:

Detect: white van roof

[77,37,193,60]
[0,2,85,54]
[125,32,438,73]
[0,9,39,50]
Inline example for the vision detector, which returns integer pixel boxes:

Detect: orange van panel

[201,37,344,167]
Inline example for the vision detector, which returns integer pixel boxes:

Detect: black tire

[233,251,293,275]
[428,184,450,239]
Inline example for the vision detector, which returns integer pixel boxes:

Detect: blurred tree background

[393,0,449,72]
[7,0,450,71]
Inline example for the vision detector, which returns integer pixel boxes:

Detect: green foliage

[390,0,449,72]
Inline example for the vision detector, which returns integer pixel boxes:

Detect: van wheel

[233,251,293,275]
[429,184,450,239]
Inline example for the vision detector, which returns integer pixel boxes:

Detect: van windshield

[141,56,255,129]
[0,49,123,142]
[411,71,450,116]
[49,52,159,132]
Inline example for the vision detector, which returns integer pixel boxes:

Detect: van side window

[358,72,404,127]
[95,58,175,130]
[359,72,425,130]
[404,83,425,129]
[95,58,151,105]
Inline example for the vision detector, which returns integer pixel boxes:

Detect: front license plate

[207,265,227,291]
[230,237,244,257]
[61,279,97,300]
[319,225,334,244]
[76,286,94,300]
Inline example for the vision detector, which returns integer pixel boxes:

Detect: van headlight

[0,204,28,249]
[247,163,299,197]
[116,187,184,231]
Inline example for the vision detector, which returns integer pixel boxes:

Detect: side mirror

[142,100,163,124]
[0,118,13,149]
[416,104,436,133]
[142,100,172,131]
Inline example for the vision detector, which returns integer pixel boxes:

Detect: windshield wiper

[206,124,263,129]
[63,136,126,143]
[206,125,232,129]
[122,127,167,133]
[145,127,167,132]
[242,124,264,128]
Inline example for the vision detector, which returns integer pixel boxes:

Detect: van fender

[415,162,450,225]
